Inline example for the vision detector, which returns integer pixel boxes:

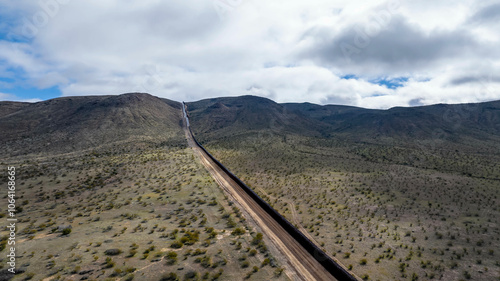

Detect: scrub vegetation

[188,95,500,281]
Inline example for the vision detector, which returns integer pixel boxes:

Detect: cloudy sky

[0,0,499,108]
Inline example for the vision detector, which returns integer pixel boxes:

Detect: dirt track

[182,105,337,281]
[257,188,361,280]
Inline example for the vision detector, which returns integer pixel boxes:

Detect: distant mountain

[284,101,500,145]
[186,96,329,141]
[0,93,184,157]
[2,93,499,157]
[188,95,500,148]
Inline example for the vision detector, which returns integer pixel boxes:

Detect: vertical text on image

[6,166,17,274]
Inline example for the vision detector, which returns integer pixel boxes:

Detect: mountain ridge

[187,95,500,147]
[2,93,499,156]
[0,93,184,157]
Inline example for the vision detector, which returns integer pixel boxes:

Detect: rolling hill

[0,93,184,157]
[186,96,329,141]
[188,96,500,150]
[284,101,500,143]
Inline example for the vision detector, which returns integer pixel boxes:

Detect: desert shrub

[184,271,199,280]
[110,268,123,277]
[274,267,284,277]
[170,241,183,249]
[231,228,245,236]
[251,233,263,245]
[200,255,211,268]
[160,272,179,281]
[105,257,115,268]
[166,251,178,265]
[192,248,207,256]
[104,249,123,256]
[180,230,199,245]
[211,269,223,280]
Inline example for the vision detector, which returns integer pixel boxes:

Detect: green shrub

[105,257,115,268]
[231,228,245,236]
[241,261,250,268]
[170,241,183,249]
[166,251,178,265]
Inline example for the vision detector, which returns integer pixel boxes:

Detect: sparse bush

[104,249,123,256]
[274,267,284,277]
[127,249,137,257]
[110,268,123,277]
[251,233,263,245]
[184,271,199,280]
[231,227,245,236]
[105,257,115,268]
[160,272,179,281]
[170,241,183,249]
[166,251,178,265]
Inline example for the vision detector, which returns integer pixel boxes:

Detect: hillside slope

[0,93,184,157]
[188,95,500,180]
[188,95,500,150]
[284,101,500,144]
[186,96,329,142]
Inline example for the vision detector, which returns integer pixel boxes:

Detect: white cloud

[0,92,41,103]
[0,0,499,108]
[0,92,12,101]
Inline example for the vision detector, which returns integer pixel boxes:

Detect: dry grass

[203,133,500,281]
[0,143,288,281]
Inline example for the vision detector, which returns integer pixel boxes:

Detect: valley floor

[202,133,500,281]
[0,142,288,281]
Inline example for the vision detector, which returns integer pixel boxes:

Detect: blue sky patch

[370,77,409,89]
[340,74,358,80]
[1,85,61,101]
